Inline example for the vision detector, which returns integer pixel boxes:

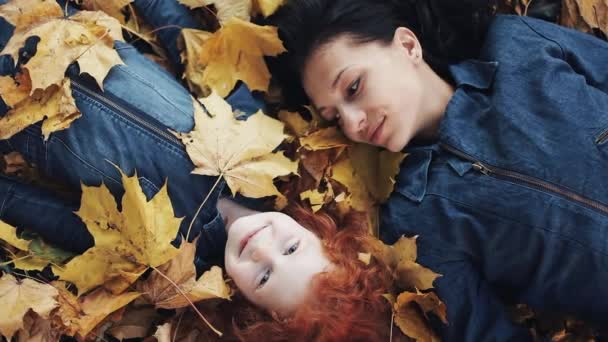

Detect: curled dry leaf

[53,282,140,339]
[1,10,124,92]
[0,273,59,340]
[193,18,286,97]
[393,291,442,342]
[180,28,214,97]
[16,311,58,342]
[0,78,81,140]
[0,0,63,32]
[175,93,298,199]
[79,0,134,24]
[53,168,182,295]
[561,0,607,36]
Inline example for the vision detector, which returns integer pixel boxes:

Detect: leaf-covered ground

[0,0,606,341]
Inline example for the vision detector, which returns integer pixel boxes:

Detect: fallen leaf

[300,188,332,213]
[79,0,134,24]
[0,0,63,32]
[357,252,371,265]
[393,291,441,342]
[350,144,406,202]
[300,126,350,151]
[154,322,172,342]
[0,71,31,107]
[1,11,125,92]
[53,283,140,339]
[252,0,284,17]
[107,306,158,340]
[195,18,286,97]
[175,93,298,199]
[278,110,310,138]
[54,168,182,294]
[561,0,607,35]
[180,28,213,97]
[0,220,31,251]
[0,273,58,340]
[0,78,81,140]
[180,0,252,24]
[16,311,59,342]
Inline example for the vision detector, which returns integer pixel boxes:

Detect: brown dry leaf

[0,78,81,140]
[300,126,350,151]
[79,0,134,24]
[53,168,182,295]
[561,0,607,35]
[154,322,172,342]
[195,18,286,97]
[252,0,285,17]
[396,261,441,291]
[180,28,213,97]
[393,291,441,342]
[141,239,231,309]
[0,0,63,32]
[300,187,333,213]
[175,93,298,199]
[278,110,310,138]
[16,311,59,342]
[53,283,140,339]
[180,0,252,24]
[0,273,59,340]
[1,11,124,92]
[106,306,159,340]
[2,151,32,175]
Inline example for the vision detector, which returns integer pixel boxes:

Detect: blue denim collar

[449,59,499,89]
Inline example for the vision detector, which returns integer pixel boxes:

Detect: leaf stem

[186,174,223,241]
[150,265,222,337]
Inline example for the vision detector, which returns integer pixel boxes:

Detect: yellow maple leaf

[180,0,252,24]
[53,168,182,295]
[0,273,59,340]
[350,144,406,202]
[0,220,31,251]
[1,11,124,92]
[196,18,286,97]
[0,78,81,140]
[393,291,442,342]
[180,28,213,97]
[53,282,140,339]
[80,0,134,24]
[300,126,350,151]
[175,93,298,199]
[0,0,63,32]
[252,0,285,17]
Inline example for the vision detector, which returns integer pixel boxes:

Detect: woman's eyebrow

[332,66,351,89]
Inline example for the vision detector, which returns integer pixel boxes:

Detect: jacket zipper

[71,80,183,147]
[440,143,608,215]
[596,129,608,145]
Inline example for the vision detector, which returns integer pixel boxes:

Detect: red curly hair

[227,204,395,341]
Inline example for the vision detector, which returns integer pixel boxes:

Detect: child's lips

[238,226,266,257]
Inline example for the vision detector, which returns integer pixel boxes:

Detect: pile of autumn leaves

[0,0,446,340]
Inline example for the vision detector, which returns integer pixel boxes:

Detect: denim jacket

[380,15,608,341]
[0,0,265,271]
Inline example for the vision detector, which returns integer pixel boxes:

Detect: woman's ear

[393,27,423,63]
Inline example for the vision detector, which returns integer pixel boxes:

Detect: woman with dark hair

[270,0,608,340]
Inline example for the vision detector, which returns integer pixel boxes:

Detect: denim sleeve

[132,0,205,74]
[418,252,534,342]
[518,16,608,94]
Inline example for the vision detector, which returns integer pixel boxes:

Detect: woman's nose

[250,243,273,263]
[339,106,367,137]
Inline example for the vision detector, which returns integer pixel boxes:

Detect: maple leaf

[79,0,134,24]
[0,273,59,340]
[300,126,350,151]
[54,168,182,295]
[16,311,59,342]
[1,11,125,92]
[53,282,140,339]
[0,0,63,32]
[393,291,442,342]
[179,0,252,24]
[180,28,213,97]
[252,0,285,17]
[0,78,81,140]
[561,0,607,35]
[194,18,286,97]
[0,220,31,251]
[0,70,32,107]
[175,93,298,199]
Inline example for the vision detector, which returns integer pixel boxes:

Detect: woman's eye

[258,269,271,288]
[284,241,300,255]
[347,78,360,97]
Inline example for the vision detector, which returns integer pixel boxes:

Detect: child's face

[224,211,331,315]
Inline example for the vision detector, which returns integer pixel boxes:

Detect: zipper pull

[472,162,491,175]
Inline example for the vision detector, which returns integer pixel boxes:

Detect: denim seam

[116,66,191,118]
[47,136,122,187]
[424,192,608,259]
[517,17,565,59]
[73,92,190,161]
[0,182,13,217]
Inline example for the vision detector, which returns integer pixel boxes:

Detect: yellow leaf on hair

[252,0,285,17]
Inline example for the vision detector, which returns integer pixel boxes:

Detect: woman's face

[302,28,426,152]
[224,211,331,316]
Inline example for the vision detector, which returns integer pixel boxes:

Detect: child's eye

[284,241,300,255]
[258,269,271,288]
[347,78,360,97]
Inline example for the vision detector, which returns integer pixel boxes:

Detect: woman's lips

[369,116,386,145]
[238,226,266,257]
